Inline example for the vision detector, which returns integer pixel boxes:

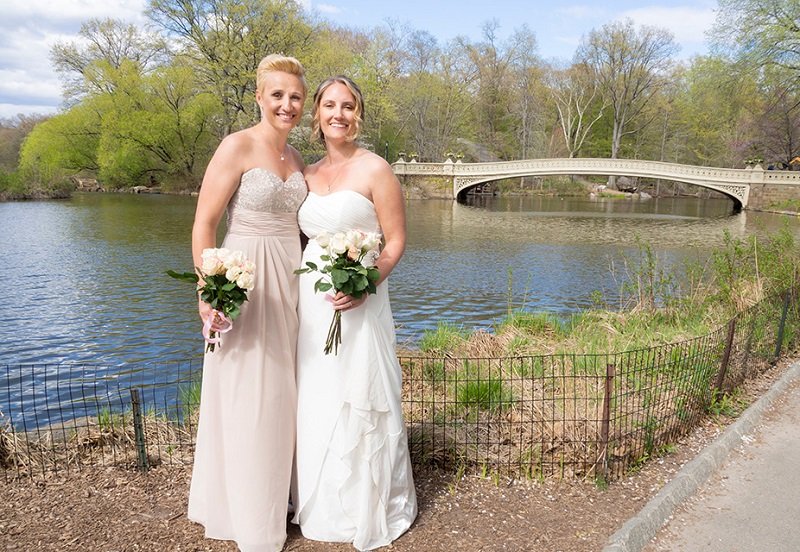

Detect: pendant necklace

[327,162,347,192]
[326,152,356,192]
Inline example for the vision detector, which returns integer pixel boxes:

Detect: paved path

[604,360,800,552]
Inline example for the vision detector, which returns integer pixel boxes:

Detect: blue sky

[0,0,718,119]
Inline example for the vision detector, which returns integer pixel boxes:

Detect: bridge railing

[392,157,800,186]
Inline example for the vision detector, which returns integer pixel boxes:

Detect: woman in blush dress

[187,54,308,552]
[292,75,417,551]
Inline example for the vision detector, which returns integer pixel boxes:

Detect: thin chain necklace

[326,152,356,192]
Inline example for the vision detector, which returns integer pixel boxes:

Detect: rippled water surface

[2,192,799,424]
[4,192,799,365]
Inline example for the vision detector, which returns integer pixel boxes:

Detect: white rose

[222,250,245,270]
[225,265,243,282]
[362,232,382,253]
[329,232,348,255]
[242,260,256,277]
[315,231,331,248]
[236,271,255,290]
[344,229,362,250]
[201,248,224,275]
[361,249,379,268]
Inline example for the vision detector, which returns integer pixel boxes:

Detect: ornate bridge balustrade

[391,157,800,210]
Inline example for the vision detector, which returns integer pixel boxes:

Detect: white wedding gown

[293,191,417,551]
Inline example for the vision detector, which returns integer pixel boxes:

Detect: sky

[0,0,719,119]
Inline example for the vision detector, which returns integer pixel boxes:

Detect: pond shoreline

[5,186,798,216]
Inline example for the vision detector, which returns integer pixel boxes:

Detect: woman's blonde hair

[310,75,364,143]
[256,54,307,95]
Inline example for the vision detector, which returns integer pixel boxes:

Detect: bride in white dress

[293,76,417,551]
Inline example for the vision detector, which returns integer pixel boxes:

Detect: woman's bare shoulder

[219,128,254,152]
[357,149,393,175]
[303,158,325,177]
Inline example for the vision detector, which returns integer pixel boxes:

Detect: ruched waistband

[227,209,299,237]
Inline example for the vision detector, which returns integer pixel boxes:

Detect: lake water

[2,192,798,425]
[3,192,799,366]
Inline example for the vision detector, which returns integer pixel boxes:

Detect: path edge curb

[602,359,800,552]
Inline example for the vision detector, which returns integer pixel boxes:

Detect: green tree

[578,19,678,173]
[51,18,167,101]
[672,56,759,167]
[146,0,314,134]
[547,61,607,158]
[18,102,102,188]
[458,20,522,159]
[0,115,47,171]
[95,62,223,188]
[394,31,476,160]
[507,26,549,159]
[711,0,800,72]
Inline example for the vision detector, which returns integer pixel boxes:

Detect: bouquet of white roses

[296,230,381,355]
[168,248,255,353]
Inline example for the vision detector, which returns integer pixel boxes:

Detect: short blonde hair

[310,75,364,143]
[256,54,307,95]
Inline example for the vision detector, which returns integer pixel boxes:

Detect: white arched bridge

[391,157,800,210]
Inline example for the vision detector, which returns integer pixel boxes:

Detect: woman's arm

[370,158,406,286]
[191,135,244,320]
[191,135,244,267]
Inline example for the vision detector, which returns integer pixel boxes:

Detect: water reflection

[391,196,785,340]
[0,193,797,364]
[2,192,799,426]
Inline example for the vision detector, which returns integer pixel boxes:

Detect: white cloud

[2,0,147,27]
[316,3,342,14]
[0,0,147,116]
[549,4,716,60]
[621,5,716,45]
[0,102,58,118]
[555,5,603,19]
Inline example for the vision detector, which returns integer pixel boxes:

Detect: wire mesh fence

[1,360,201,481]
[2,288,798,482]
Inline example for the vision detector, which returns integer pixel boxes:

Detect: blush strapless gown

[188,168,306,552]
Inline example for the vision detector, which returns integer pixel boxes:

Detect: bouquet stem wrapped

[168,248,255,353]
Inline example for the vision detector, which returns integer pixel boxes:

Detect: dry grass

[400,350,685,481]
[1,410,197,481]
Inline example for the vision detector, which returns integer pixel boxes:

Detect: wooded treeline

[1,0,799,195]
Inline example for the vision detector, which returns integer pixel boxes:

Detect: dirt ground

[1,359,792,552]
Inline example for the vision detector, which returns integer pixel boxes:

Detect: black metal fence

[2,288,798,482]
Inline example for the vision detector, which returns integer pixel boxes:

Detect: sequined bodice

[228,168,307,214]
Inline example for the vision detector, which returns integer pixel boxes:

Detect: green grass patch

[419,321,468,353]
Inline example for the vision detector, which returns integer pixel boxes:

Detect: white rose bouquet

[296,229,382,355]
[168,248,256,352]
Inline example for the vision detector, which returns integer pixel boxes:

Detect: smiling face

[311,76,364,143]
[318,83,356,142]
[256,71,306,131]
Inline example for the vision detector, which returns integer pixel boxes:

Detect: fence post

[715,317,738,393]
[773,291,791,363]
[598,363,616,480]
[130,389,149,472]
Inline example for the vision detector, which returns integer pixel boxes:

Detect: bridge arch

[388,158,800,211]
[450,159,750,208]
